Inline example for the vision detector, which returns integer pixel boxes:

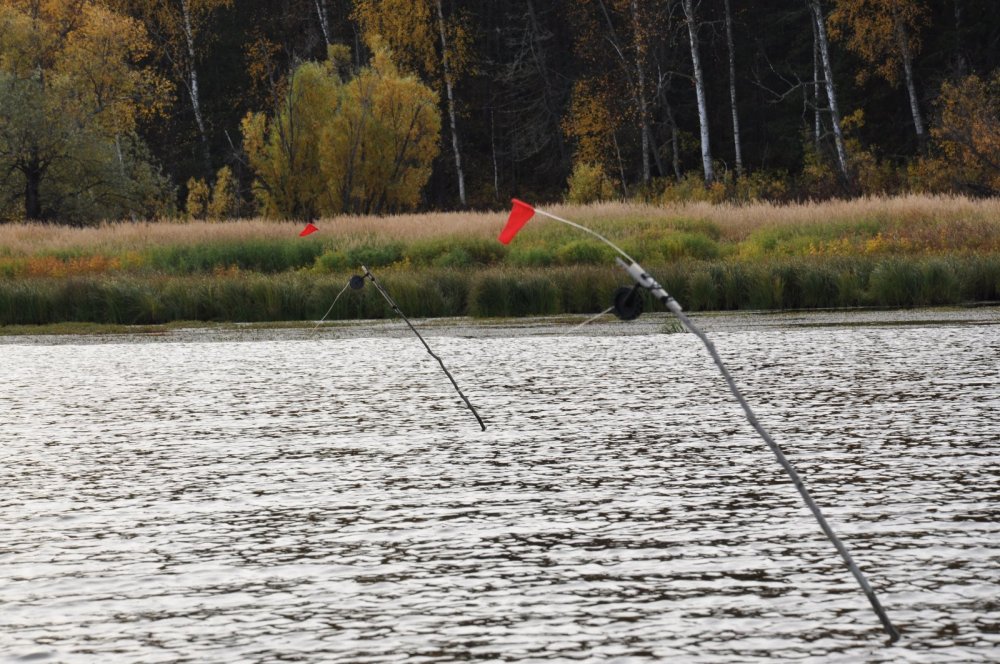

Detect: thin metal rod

[312,280,351,332]
[615,258,900,644]
[362,265,486,431]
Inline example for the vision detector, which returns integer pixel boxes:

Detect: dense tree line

[1,0,998,223]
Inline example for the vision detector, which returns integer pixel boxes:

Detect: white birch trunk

[434,0,467,207]
[682,0,713,184]
[896,21,927,149]
[809,0,849,180]
[812,15,822,147]
[181,0,210,168]
[723,0,743,177]
[314,0,331,45]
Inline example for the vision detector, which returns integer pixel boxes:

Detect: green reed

[3,254,997,327]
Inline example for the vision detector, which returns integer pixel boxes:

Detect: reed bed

[1,194,998,255]
[1,195,997,325]
[2,255,997,326]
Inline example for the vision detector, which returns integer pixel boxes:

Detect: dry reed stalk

[0,195,997,255]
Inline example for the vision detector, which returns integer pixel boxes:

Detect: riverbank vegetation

[1,196,998,326]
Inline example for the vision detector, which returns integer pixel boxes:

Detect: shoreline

[3,304,997,344]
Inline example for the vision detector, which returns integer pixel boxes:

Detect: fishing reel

[611,284,644,320]
[349,274,366,290]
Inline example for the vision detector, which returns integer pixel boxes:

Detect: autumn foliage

[0,0,998,224]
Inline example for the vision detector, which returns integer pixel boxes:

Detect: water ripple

[1,311,998,662]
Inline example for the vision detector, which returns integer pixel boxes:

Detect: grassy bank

[1,195,999,325]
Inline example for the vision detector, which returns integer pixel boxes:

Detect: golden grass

[0,194,997,255]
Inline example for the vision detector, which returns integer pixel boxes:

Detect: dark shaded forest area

[1,0,998,223]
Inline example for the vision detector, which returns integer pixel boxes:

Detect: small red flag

[498,199,535,244]
[299,222,319,237]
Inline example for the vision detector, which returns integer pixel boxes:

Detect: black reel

[349,275,366,290]
[612,285,644,321]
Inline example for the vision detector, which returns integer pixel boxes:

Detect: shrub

[566,162,617,204]
[208,166,241,220]
[186,178,210,220]
[555,239,615,265]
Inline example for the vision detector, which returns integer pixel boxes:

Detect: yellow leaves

[353,0,436,78]
[353,0,472,84]
[242,45,441,218]
[208,166,240,220]
[0,0,171,135]
[563,79,616,169]
[57,3,170,132]
[185,177,209,219]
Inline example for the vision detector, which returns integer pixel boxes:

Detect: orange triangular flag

[299,222,319,237]
[498,199,535,244]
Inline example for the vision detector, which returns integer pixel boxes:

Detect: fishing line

[499,200,900,644]
[571,306,615,331]
[312,279,352,332]
[361,265,487,431]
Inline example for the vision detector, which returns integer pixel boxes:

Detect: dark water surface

[2,309,998,662]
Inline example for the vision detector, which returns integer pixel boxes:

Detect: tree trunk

[314,0,331,45]
[812,14,821,148]
[809,0,849,181]
[490,110,500,200]
[665,98,681,181]
[24,161,43,221]
[953,0,966,75]
[656,72,682,181]
[612,131,629,198]
[682,0,713,184]
[723,0,743,177]
[181,0,211,172]
[434,0,467,207]
[895,21,927,151]
[630,0,651,183]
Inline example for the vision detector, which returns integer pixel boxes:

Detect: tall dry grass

[1,194,998,256]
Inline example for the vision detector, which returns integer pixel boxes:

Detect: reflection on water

[1,309,998,662]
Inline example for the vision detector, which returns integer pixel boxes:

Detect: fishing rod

[360,265,486,431]
[498,199,900,644]
[300,222,485,431]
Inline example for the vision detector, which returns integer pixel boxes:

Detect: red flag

[498,199,535,244]
[299,222,319,237]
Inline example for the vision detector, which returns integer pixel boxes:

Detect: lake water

[2,308,998,662]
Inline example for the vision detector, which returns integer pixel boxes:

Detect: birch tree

[314,0,331,45]
[109,0,232,173]
[723,0,743,176]
[681,0,713,184]
[628,0,655,183]
[828,0,929,150]
[807,0,850,181]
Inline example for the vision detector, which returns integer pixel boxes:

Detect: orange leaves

[929,72,1000,194]
[828,0,929,85]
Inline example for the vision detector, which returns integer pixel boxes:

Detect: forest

[1,0,998,225]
